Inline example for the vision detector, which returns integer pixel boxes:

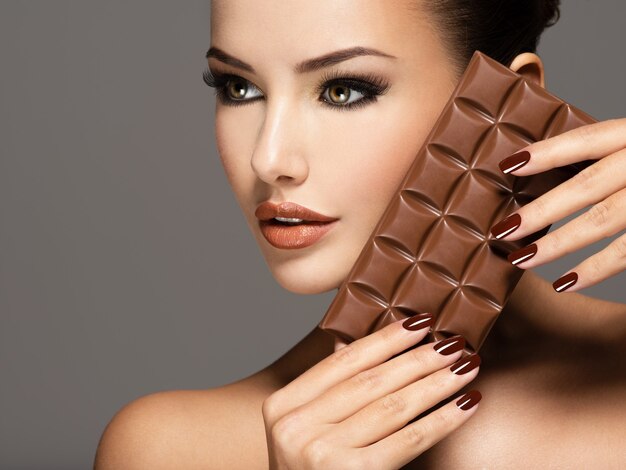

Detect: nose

[250,98,309,186]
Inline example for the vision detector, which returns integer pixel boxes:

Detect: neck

[484,270,626,361]
[265,271,625,386]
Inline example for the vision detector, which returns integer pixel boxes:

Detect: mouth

[255,201,339,249]
[272,216,309,225]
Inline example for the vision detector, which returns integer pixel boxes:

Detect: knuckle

[353,369,381,390]
[302,438,332,466]
[431,408,455,431]
[401,424,426,447]
[408,346,428,369]
[378,322,397,342]
[600,118,626,136]
[575,122,595,146]
[585,201,612,231]
[330,343,359,367]
[588,255,603,276]
[262,392,283,421]
[271,411,305,444]
[530,195,548,222]
[431,370,453,390]
[611,235,626,259]
[544,230,562,255]
[571,164,598,192]
[380,393,408,414]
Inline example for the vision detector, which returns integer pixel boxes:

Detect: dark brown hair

[422,0,561,75]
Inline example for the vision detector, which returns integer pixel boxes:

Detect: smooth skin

[492,118,626,289]
[262,319,478,469]
[94,1,626,468]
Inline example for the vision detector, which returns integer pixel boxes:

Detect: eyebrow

[205,46,396,74]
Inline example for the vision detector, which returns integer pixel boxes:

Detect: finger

[333,352,480,448]
[551,231,626,293]
[269,314,434,417]
[509,186,626,269]
[334,336,350,352]
[360,389,482,469]
[499,118,626,176]
[300,336,466,425]
[491,148,626,241]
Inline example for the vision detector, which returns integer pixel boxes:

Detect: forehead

[210,0,437,68]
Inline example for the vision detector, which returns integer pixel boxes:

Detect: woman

[94,1,626,468]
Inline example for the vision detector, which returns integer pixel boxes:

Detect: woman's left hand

[489,117,626,293]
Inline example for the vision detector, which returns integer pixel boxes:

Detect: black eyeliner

[202,67,391,110]
[315,69,390,97]
[202,68,262,107]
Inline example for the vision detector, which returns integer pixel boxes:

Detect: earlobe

[509,52,546,88]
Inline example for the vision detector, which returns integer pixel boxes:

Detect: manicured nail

[450,353,481,375]
[490,213,521,239]
[456,390,482,411]
[433,335,466,355]
[499,150,530,174]
[507,243,538,266]
[553,272,578,292]
[402,312,435,331]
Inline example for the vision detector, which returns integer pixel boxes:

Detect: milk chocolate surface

[317,51,596,354]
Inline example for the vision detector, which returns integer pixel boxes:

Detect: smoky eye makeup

[202,68,263,107]
[315,69,391,111]
[202,67,391,111]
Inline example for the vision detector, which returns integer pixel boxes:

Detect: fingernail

[402,312,435,331]
[490,213,521,239]
[499,150,530,174]
[507,243,538,266]
[450,353,481,375]
[456,390,482,411]
[433,335,466,355]
[553,272,578,292]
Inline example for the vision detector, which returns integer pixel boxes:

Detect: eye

[321,83,365,106]
[316,72,391,111]
[224,77,263,101]
[202,68,262,106]
[202,68,390,111]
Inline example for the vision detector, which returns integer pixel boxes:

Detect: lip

[255,201,339,249]
[255,201,338,222]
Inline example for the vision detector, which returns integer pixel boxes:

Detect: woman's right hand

[261,313,482,470]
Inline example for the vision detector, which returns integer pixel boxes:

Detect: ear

[509,52,546,88]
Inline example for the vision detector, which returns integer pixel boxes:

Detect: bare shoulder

[93,371,277,469]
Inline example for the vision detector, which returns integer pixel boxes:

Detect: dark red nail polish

[507,243,537,266]
[456,390,482,411]
[499,150,531,174]
[433,335,465,355]
[490,213,521,239]
[402,312,435,331]
[450,353,481,375]
[553,272,578,292]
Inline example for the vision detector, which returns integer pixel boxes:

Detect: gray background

[1,1,624,468]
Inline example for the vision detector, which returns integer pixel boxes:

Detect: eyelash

[201,67,390,111]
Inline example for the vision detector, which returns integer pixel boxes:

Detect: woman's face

[209,0,457,294]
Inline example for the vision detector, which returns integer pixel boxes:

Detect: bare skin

[93,272,626,469]
[94,1,626,468]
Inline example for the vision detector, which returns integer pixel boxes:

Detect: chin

[263,247,359,294]
[252,221,370,295]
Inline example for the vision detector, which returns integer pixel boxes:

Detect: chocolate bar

[318,51,596,354]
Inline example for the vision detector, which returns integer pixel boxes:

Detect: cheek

[316,77,454,258]
[214,109,256,207]
[321,106,438,231]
